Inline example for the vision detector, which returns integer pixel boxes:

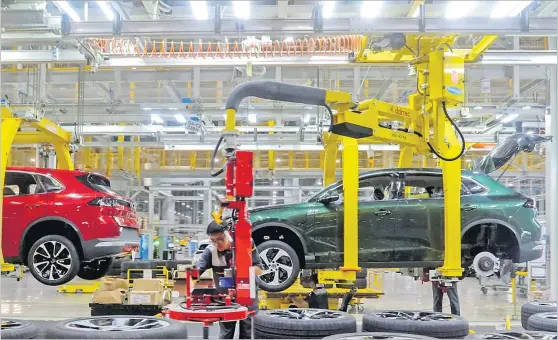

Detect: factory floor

[0,272,526,337]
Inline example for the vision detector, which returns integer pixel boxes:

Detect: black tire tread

[256,240,301,292]
[322,333,436,340]
[44,315,188,339]
[362,310,469,339]
[1,318,39,339]
[527,312,557,332]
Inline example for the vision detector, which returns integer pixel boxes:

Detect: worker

[422,269,461,316]
[196,221,264,339]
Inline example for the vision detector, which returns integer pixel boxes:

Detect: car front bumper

[518,239,545,263]
[82,227,140,261]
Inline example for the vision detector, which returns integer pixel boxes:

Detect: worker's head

[206,221,231,251]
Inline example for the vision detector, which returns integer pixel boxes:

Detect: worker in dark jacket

[422,269,461,315]
[196,221,263,339]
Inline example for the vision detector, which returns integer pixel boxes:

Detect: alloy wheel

[32,240,73,281]
[474,331,557,339]
[267,308,344,320]
[64,317,171,332]
[1,320,23,330]
[374,311,456,321]
[258,247,294,286]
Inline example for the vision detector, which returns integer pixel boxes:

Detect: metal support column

[160,196,174,258]
[147,191,155,260]
[513,37,521,101]
[549,16,558,301]
[203,180,212,227]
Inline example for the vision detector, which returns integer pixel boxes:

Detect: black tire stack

[521,301,557,329]
[362,310,470,339]
[322,333,436,340]
[106,258,125,277]
[1,319,39,339]
[253,308,356,339]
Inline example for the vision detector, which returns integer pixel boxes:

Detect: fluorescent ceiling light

[275,158,281,162]
[174,114,187,123]
[96,1,114,21]
[474,105,483,110]
[495,114,504,119]
[322,1,335,19]
[526,130,534,134]
[303,114,311,123]
[412,6,420,18]
[233,1,250,19]
[490,1,531,18]
[248,113,257,123]
[523,105,532,110]
[501,113,519,123]
[151,114,164,124]
[361,1,383,18]
[190,0,208,20]
[284,37,294,43]
[54,1,80,21]
[445,1,477,19]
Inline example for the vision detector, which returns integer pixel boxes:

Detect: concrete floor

[1,271,526,329]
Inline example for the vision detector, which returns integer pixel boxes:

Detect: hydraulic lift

[166,34,499,321]
[0,104,75,277]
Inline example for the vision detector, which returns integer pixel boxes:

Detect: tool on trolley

[164,149,256,339]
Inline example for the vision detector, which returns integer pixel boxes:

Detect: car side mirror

[318,193,340,204]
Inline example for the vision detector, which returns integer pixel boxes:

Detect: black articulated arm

[225,81,327,111]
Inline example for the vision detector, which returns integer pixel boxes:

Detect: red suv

[2,167,140,286]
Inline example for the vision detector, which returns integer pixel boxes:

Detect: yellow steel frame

[221,35,494,290]
[0,105,74,274]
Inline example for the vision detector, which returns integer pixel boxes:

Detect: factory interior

[0,0,558,339]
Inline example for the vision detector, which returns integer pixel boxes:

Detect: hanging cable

[324,104,334,132]
[426,102,466,162]
[210,135,226,177]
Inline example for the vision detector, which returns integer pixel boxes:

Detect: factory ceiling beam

[0,66,549,85]
[0,49,86,64]
[62,17,557,38]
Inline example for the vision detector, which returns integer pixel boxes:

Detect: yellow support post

[129,82,136,104]
[190,151,197,170]
[117,135,124,169]
[83,136,92,169]
[322,133,340,186]
[288,151,293,170]
[1,117,23,266]
[134,136,140,178]
[340,137,361,273]
[106,148,113,177]
[304,152,309,169]
[268,120,276,171]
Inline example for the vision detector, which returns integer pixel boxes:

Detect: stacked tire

[44,316,188,339]
[1,319,38,339]
[322,333,436,339]
[253,308,356,339]
[521,301,557,329]
[466,331,557,339]
[526,312,557,333]
[362,310,470,339]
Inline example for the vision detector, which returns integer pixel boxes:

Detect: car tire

[44,315,188,339]
[466,330,557,339]
[1,318,39,339]
[77,257,113,280]
[362,310,469,339]
[526,312,557,332]
[521,301,556,329]
[253,308,356,339]
[322,333,436,340]
[27,235,81,286]
[256,240,300,292]
[337,278,367,290]
[107,258,124,276]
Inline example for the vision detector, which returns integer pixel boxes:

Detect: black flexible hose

[210,135,226,177]
[425,102,466,162]
[324,103,334,132]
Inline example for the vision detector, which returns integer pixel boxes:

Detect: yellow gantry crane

[0,105,75,274]
[221,34,497,284]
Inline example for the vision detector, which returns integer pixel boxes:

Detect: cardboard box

[132,278,164,291]
[92,289,127,304]
[128,291,163,305]
[99,277,129,291]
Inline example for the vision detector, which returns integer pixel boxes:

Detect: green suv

[249,168,544,292]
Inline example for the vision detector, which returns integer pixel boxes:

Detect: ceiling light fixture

[233,1,250,19]
[526,130,534,134]
[303,114,311,123]
[54,1,81,21]
[361,1,383,18]
[248,113,257,123]
[322,1,335,19]
[412,6,420,17]
[96,1,114,21]
[174,114,187,123]
[190,0,208,20]
[490,1,531,18]
[474,105,483,110]
[445,1,477,19]
[523,105,532,110]
[501,113,519,123]
[151,114,164,124]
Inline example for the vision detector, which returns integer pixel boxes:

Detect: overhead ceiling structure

[1,0,556,167]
